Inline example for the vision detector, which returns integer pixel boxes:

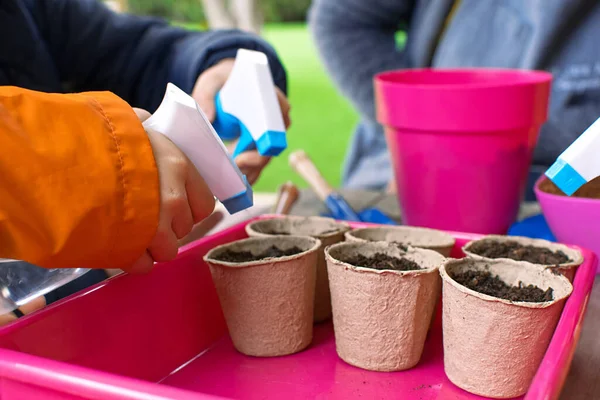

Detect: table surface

[282,189,599,400]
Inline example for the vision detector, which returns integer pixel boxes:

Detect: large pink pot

[375,68,552,234]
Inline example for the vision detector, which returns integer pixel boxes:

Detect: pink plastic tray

[0,216,596,400]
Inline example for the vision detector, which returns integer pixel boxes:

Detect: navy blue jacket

[1,0,287,112]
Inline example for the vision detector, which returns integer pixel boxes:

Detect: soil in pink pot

[539,175,600,198]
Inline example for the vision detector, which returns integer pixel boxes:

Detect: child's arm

[0,87,216,272]
[27,0,287,112]
[0,86,160,271]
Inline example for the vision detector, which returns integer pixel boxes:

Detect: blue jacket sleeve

[308,0,413,122]
[27,0,287,112]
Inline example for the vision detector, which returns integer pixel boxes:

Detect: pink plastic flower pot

[535,176,600,273]
[375,68,552,234]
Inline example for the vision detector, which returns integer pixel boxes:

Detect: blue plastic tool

[289,150,397,225]
[508,214,556,241]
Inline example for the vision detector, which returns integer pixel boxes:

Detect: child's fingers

[149,193,181,263]
[186,166,216,224]
[171,200,194,240]
[246,170,261,185]
[148,226,179,262]
[133,108,152,122]
[192,59,235,122]
[235,151,270,170]
[128,251,154,274]
[193,88,217,122]
[235,151,270,184]
[276,88,291,128]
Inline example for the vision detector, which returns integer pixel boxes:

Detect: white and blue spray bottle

[143,83,253,213]
[212,48,287,158]
[142,48,287,214]
[545,117,600,195]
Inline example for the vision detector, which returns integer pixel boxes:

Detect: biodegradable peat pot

[440,258,573,398]
[325,241,444,371]
[204,235,321,357]
[246,216,351,322]
[346,225,453,331]
[463,235,583,281]
[345,226,455,257]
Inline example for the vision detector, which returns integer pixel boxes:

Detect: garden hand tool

[272,181,300,215]
[289,150,396,224]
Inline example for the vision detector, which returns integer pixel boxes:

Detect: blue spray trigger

[214,92,288,158]
[213,93,240,141]
[232,130,256,158]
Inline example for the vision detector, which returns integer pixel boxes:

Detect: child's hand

[192,58,291,185]
[130,109,216,273]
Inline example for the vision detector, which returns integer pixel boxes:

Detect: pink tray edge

[0,215,595,400]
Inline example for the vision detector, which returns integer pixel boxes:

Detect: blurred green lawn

[180,22,359,191]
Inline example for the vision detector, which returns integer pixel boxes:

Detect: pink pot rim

[375,68,552,91]
[375,68,551,131]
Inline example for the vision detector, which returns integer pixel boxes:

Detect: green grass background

[180,22,359,191]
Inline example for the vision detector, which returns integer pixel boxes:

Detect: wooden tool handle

[289,150,333,201]
[273,181,300,215]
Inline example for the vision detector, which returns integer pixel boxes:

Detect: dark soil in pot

[468,239,571,265]
[344,253,421,272]
[216,246,303,263]
[451,269,553,303]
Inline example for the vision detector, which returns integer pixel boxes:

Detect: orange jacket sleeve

[0,87,159,272]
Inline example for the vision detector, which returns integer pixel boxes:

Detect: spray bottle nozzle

[212,49,287,158]
[546,116,600,196]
